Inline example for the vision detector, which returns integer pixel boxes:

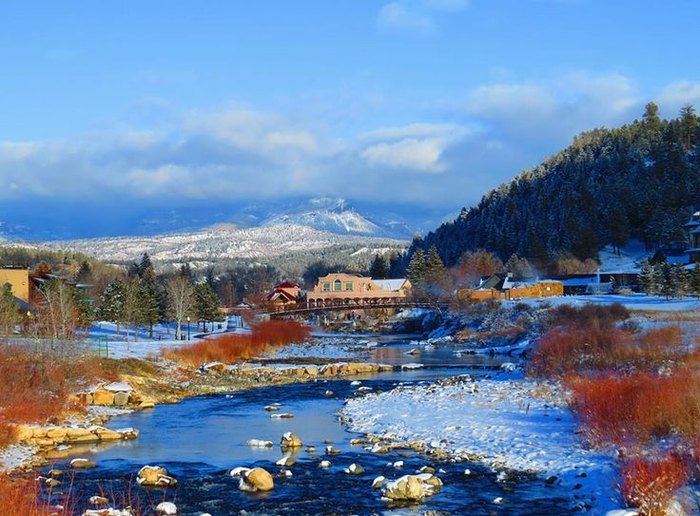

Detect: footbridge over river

[265,300,450,318]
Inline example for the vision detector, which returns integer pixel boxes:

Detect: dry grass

[0,343,117,447]
[621,453,689,516]
[0,474,75,515]
[164,320,310,367]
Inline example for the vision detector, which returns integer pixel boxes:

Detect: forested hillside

[403,104,700,271]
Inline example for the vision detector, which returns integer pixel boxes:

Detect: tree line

[399,104,700,274]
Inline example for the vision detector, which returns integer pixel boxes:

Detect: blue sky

[1,0,699,225]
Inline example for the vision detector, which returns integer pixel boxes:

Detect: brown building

[459,275,563,301]
[0,267,30,303]
[307,273,411,308]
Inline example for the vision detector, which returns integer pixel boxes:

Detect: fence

[2,336,108,360]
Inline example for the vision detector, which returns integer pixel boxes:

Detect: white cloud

[656,81,700,115]
[362,137,449,172]
[377,0,468,33]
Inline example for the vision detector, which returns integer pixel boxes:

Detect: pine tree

[692,263,700,295]
[607,206,630,256]
[369,254,389,279]
[0,287,21,336]
[422,246,449,300]
[195,283,220,332]
[638,260,655,295]
[407,249,426,285]
[98,279,125,333]
[659,262,675,299]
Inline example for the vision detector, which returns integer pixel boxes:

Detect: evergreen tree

[643,102,662,132]
[368,254,389,279]
[637,260,656,295]
[406,249,426,285]
[98,279,125,333]
[421,246,449,300]
[672,263,690,297]
[607,206,630,256]
[0,286,21,336]
[195,283,220,332]
[680,104,698,152]
[692,263,700,296]
[659,262,675,299]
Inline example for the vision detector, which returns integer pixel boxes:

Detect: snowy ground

[514,293,700,312]
[0,443,35,472]
[260,337,375,361]
[341,376,620,512]
[87,317,246,360]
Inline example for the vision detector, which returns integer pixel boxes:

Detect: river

[44,337,580,515]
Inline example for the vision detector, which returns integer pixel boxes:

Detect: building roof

[372,279,407,291]
[476,275,504,290]
[275,280,300,289]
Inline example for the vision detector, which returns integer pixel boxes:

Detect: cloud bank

[1,74,699,210]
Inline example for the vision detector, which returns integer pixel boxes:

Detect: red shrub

[621,453,689,515]
[164,320,310,366]
[567,371,700,446]
[0,474,74,515]
[530,326,631,376]
[531,324,689,377]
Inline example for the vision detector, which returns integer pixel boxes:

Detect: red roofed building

[265,281,302,310]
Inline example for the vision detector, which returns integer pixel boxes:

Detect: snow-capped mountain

[261,198,385,236]
[0,196,458,242]
[39,223,406,266]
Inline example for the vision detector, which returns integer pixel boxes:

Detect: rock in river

[239,467,274,492]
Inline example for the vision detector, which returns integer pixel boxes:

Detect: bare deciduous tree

[166,276,195,340]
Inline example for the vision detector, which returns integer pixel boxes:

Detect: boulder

[70,458,96,469]
[155,501,178,515]
[280,432,303,450]
[82,509,134,516]
[136,465,178,487]
[270,413,294,419]
[383,475,424,501]
[318,460,332,469]
[344,463,365,475]
[89,495,109,506]
[372,476,386,489]
[246,439,273,448]
[264,405,280,412]
[103,382,133,393]
[113,392,130,407]
[382,474,443,502]
[239,467,274,492]
[92,389,115,406]
[276,455,296,467]
[229,467,250,477]
[325,445,341,455]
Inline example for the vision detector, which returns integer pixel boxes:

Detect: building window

[323,282,330,292]
[345,282,353,291]
[334,280,342,291]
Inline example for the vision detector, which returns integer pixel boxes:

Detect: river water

[44,338,580,515]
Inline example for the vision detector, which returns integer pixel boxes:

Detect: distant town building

[265,281,302,310]
[0,266,30,303]
[459,274,563,301]
[307,273,411,308]
[685,211,700,264]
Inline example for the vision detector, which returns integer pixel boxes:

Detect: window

[334,280,342,291]
[345,282,353,291]
[322,282,330,292]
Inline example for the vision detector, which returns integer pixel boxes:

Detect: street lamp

[187,316,191,341]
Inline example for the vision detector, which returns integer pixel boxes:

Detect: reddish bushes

[567,371,700,447]
[164,320,310,366]
[0,344,115,447]
[621,453,689,516]
[0,475,73,515]
[544,303,630,331]
[531,324,688,377]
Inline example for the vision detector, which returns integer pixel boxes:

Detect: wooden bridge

[265,300,450,318]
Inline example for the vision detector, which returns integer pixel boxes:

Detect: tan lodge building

[307,273,412,308]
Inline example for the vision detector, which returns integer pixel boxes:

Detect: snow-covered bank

[341,376,619,512]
